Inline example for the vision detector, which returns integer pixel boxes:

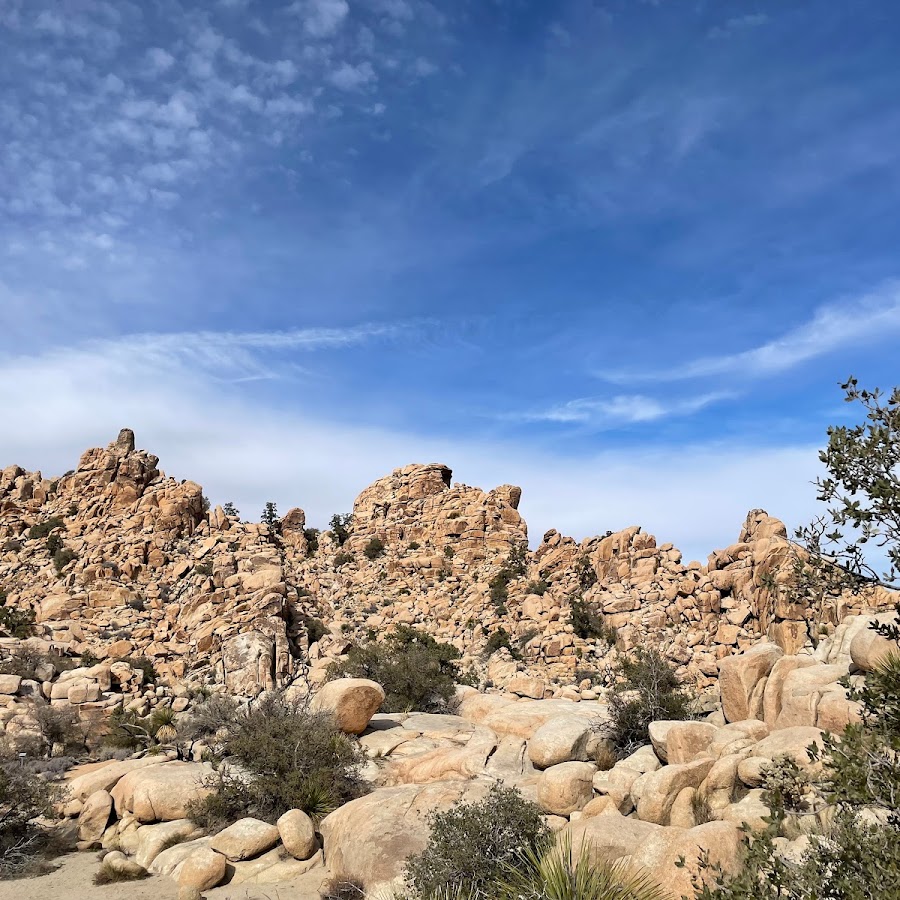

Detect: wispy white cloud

[709,14,770,40]
[600,281,900,383]
[291,0,350,38]
[511,391,732,426]
[329,61,377,90]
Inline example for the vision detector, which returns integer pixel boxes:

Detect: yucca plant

[498,834,669,900]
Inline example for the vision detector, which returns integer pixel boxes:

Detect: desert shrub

[103,706,176,752]
[31,704,86,757]
[0,645,54,679]
[364,537,385,560]
[52,547,77,574]
[0,763,61,878]
[126,655,157,684]
[92,860,149,884]
[404,783,549,900]
[497,832,667,900]
[443,545,454,558]
[194,561,214,577]
[525,579,550,596]
[604,648,695,755]
[45,532,62,556]
[569,596,613,642]
[333,551,354,568]
[329,513,352,547]
[484,628,520,660]
[327,626,465,713]
[304,528,320,553]
[320,876,367,899]
[27,518,64,541]
[593,741,618,772]
[187,694,366,829]
[304,616,328,646]
[575,554,597,589]
[488,542,529,612]
[0,606,35,639]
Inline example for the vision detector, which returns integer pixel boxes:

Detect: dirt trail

[0,852,327,900]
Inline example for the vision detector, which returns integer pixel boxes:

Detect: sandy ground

[0,852,328,900]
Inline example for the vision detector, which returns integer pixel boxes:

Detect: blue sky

[2,0,899,561]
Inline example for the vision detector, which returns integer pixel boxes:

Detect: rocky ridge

[0,429,895,720]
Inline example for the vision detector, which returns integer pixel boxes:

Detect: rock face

[0,430,896,737]
[209,818,280,861]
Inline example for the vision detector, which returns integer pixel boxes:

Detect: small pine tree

[261,501,280,529]
[329,513,352,547]
[223,501,240,519]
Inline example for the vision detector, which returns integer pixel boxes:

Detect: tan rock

[718,643,783,723]
[537,761,595,816]
[310,678,385,735]
[649,720,717,764]
[210,817,280,861]
[527,715,593,768]
[77,789,113,843]
[134,819,203,869]
[635,758,716,825]
[177,847,227,891]
[277,809,318,861]
[564,814,661,864]
[111,761,214,823]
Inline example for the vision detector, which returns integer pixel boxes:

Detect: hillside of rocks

[1,428,896,719]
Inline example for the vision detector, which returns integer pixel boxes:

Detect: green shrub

[574,555,597,589]
[404,783,549,899]
[52,547,77,574]
[194,561,214,577]
[604,648,695,755]
[329,513,352,547]
[0,764,61,878]
[187,694,366,829]
[525,579,550,596]
[569,596,614,643]
[304,527,320,554]
[0,606,35,639]
[443,545,454,558]
[334,551,354,568]
[126,656,157,685]
[498,832,667,900]
[409,541,421,551]
[45,532,62,556]
[304,616,328,646]
[484,628,520,660]
[364,537,385,560]
[327,626,465,713]
[27,518,64,541]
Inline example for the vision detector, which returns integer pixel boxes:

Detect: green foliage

[569,596,613,642]
[261,501,280,529]
[443,545,454,558]
[304,527,320,553]
[187,694,366,828]
[334,551,354,568]
[489,542,530,612]
[604,648,695,755]
[27,518,64,541]
[329,513,352,547]
[484,628,520,660]
[364,537,386,560]
[327,626,465,713]
[498,832,668,900]
[409,541,421,550]
[0,606,35,639]
[575,555,598,589]
[194,561,214,577]
[304,616,328,645]
[52,547,77,575]
[126,655,157,685]
[404,783,549,900]
[222,501,240,518]
[525,579,550,596]
[0,763,61,878]
[45,532,62,556]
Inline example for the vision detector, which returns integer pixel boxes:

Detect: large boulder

[635,758,716,825]
[528,715,593,768]
[111,761,214,823]
[209,817,280,861]
[719,643,783,723]
[320,780,492,890]
[134,819,203,869]
[177,847,227,892]
[649,720,717,764]
[537,761,595,816]
[565,814,661,864]
[67,756,170,801]
[310,678,385,735]
[630,821,744,899]
[77,789,113,843]
[277,809,318,861]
